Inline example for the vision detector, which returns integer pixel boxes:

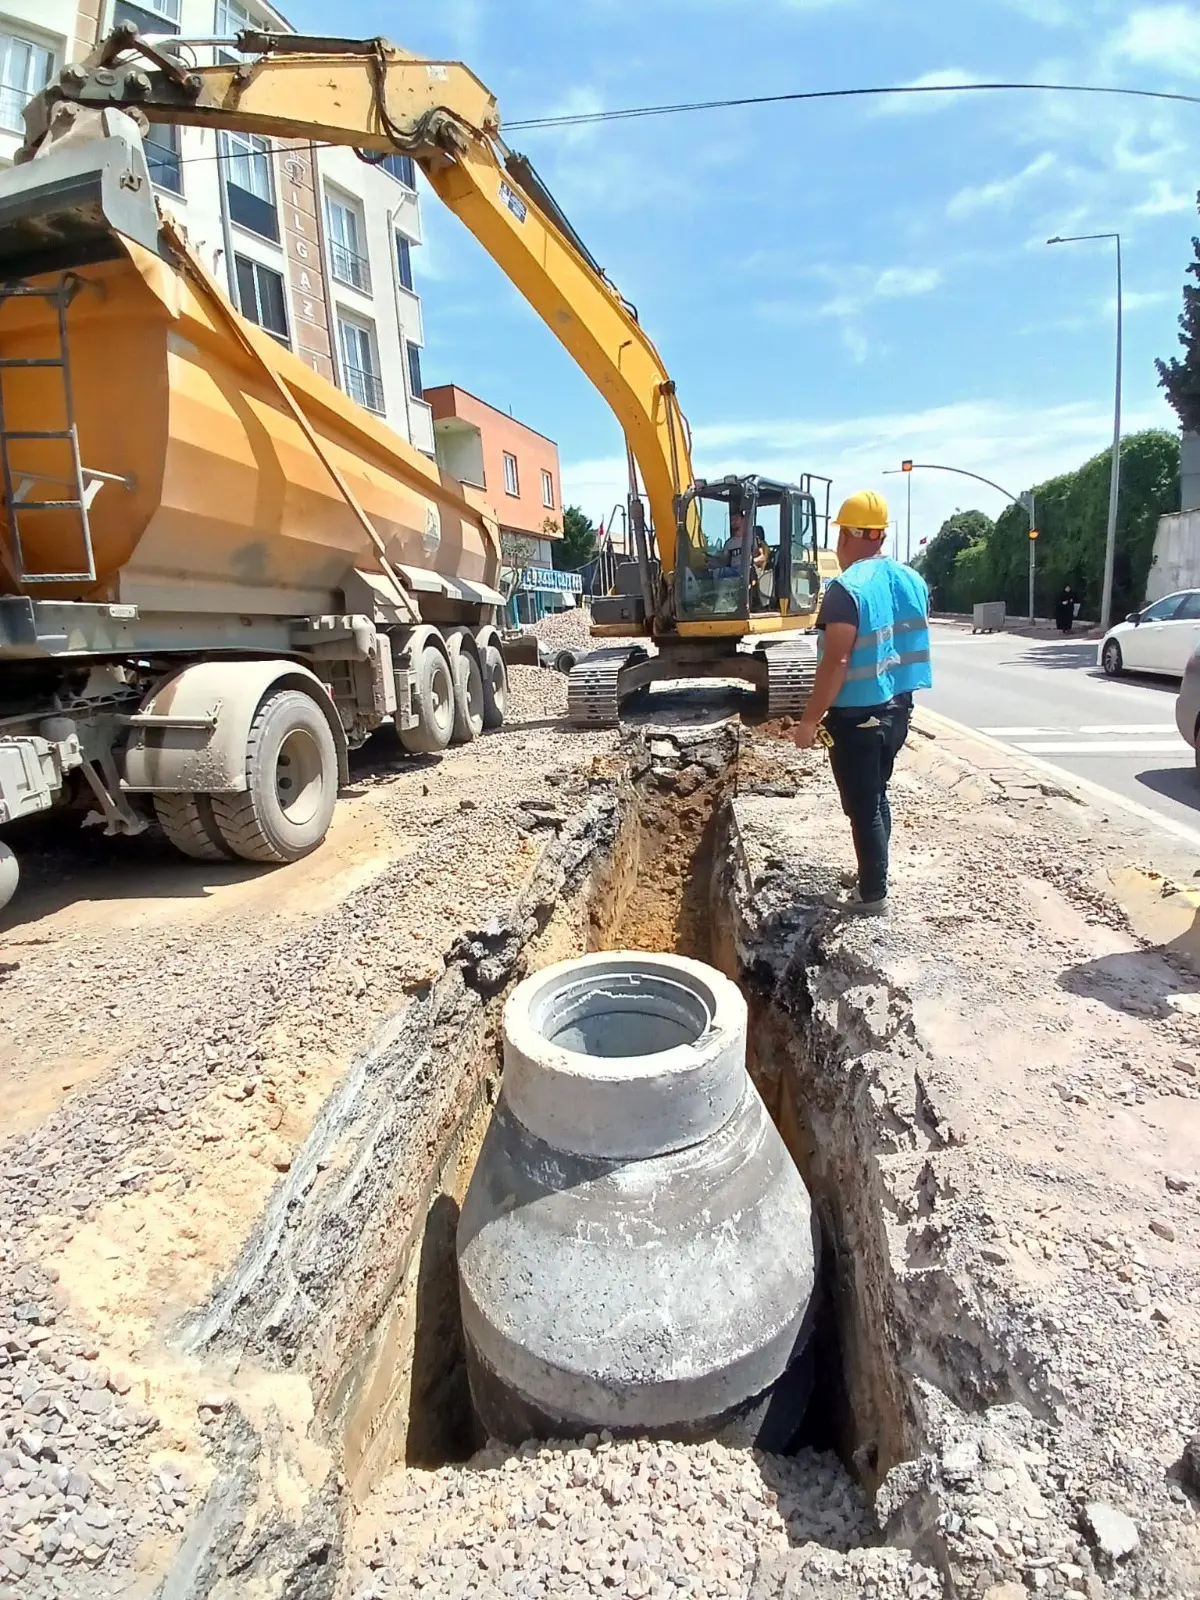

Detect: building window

[503,452,519,497]
[234,255,289,344]
[338,316,385,414]
[220,129,279,241]
[145,122,183,195]
[379,152,416,188]
[326,193,371,293]
[0,33,55,135]
[113,0,180,37]
[541,470,555,511]
[216,0,261,35]
[394,233,414,293]
[405,341,423,401]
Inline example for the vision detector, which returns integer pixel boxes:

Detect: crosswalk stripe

[1011,739,1183,755]
[981,724,1177,736]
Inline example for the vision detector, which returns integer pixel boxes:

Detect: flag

[919,537,927,546]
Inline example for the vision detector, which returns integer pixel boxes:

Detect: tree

[1156,192,1200,432]
[553,504,597,570]
[914,509,993,608]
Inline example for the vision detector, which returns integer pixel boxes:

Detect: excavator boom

[25,29,693,576]
[21,25,832,728]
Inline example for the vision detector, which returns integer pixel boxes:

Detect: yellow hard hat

[833,490,889,533]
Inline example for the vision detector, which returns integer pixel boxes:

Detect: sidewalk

[930,611,1104,641]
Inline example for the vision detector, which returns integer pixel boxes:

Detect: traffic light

[1029,528,1039,540]
[901,460,913,473]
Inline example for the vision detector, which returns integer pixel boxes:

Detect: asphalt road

[924,624,1200,839]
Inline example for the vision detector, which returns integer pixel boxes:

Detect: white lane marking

[1012,739,1185,755]
[981,723,1177,737]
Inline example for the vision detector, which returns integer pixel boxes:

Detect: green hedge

[916,430,1179,618]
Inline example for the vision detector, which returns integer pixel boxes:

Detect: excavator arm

[24,26,694,578]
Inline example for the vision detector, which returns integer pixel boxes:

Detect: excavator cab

[674,476,821,629]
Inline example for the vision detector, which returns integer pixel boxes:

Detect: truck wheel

[211,689,338,864]
[481,646,508,729]
[0,841,17,914]
[446,632,485,744]
[399,643,455,755]
[154,794,235,862]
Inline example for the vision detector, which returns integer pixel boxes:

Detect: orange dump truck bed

[0,113,512,913]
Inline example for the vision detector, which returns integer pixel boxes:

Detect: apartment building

[0,0,434,454]
[426,384,563,564]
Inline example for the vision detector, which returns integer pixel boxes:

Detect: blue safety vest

[820,557,933,708]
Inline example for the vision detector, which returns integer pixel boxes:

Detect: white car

[1098,589,1200,678]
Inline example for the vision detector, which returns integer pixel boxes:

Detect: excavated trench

[167,722,942,1595]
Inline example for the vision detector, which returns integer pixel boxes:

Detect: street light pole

[906,468,912,563]
[1047,231,1123,631]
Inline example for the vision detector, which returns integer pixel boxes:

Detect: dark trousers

[826,703,911,902]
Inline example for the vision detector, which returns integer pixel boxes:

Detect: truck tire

[154,793,235,862]
[446,631,485,744]
[399,642,455,755]
[0,841,17,914]
[482,646,508,730]
[210,688,339,864]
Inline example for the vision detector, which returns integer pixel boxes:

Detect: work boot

[837,887,888,916]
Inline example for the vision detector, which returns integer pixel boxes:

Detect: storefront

[504,565,584,627]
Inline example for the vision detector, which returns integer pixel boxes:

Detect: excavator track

[762,642,818,720]
[567,646,645,728]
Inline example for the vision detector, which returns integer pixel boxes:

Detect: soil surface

[0,675,1195,1600]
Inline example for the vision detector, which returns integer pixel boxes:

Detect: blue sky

[287,0,1200,548]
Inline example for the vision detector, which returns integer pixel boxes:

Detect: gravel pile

[352,1433,885,1600]
[507,664,569,724]
[0,1323,180,1590]
[531,609,595,650]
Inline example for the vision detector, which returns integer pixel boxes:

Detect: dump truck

[0,107,511,911]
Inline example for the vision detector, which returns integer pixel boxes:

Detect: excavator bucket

[0,109,162,280]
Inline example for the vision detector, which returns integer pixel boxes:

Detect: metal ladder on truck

[0,276,116,586]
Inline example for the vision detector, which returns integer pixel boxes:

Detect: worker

[718,508,748,568]
[791,490,932,914]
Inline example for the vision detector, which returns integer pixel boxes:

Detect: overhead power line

[106,76,1200,168]
[505,80,1200,130]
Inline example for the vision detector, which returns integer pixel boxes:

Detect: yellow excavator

[21,23,838,727]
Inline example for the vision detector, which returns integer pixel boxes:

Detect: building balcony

[330,239,371,295]
[343,362,385,415]
[408,399,435,456]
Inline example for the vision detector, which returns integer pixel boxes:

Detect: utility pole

[1047,232,1123,629]
[1026,490,1037,622]
[901,459,913,563]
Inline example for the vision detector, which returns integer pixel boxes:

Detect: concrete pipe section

[456,952,820,1447]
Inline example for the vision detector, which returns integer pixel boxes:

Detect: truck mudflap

[0,109,162,279]
[121,659,349,794]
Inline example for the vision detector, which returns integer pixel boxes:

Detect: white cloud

[1112,288,1175,313]
[842,326,870,364]
[1110,5,1200,76]
[813,264,942,321]
[875,68,988,117]
[561,396,1173,543]
[947,152,1056,219]
[1134,178,1196,215]
[874,266,942,299]
[536,86,606,149]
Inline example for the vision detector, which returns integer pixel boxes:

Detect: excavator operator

[790,490,932,916]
